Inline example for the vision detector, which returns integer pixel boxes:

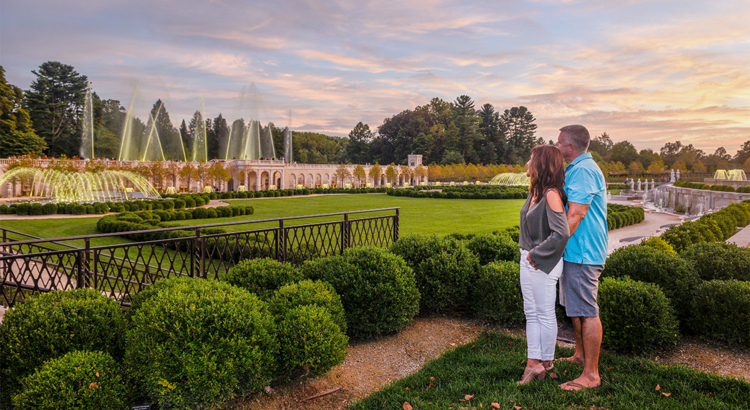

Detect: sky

[1,0,749,155]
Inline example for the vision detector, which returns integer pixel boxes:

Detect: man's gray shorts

[560,261,604,317]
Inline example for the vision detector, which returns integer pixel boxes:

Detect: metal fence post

[393,208,400,244]
[83,238,91,289]
[342,213,349,253]
[277,220,285,263]
[196,227,205,279]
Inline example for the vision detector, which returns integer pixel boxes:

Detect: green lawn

[0,194,524,245]
[352,332,750,410]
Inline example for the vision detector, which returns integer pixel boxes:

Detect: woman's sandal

[517,363,546,385]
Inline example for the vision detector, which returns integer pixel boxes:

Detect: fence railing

[1,208,399,308]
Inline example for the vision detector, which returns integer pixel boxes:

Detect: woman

[517,144,570,385]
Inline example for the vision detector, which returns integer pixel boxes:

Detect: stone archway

[248,171,258,191]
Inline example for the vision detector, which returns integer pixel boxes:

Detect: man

[554,125,608,391]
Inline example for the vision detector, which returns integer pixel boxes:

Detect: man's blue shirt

[563,152,608,265]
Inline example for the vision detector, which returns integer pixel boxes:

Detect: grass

[0,194,525,245]
[352,332,750,410]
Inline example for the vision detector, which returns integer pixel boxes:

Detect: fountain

[714,169,747,181]
[0,167,160,203]
[81,83,94,159]
[488,173,530,186]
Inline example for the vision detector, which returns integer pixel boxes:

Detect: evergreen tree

[500,106,537,164]
[0,66,47,156]
[210,114,229,160]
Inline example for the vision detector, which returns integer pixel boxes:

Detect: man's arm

[567,201,590,236]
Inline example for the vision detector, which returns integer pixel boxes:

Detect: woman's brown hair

[528,145,567,204]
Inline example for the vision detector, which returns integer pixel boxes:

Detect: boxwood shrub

[639,236,676,254]
[602,245,699,327]
[599,277,680,354]
[300,247,420,339]
[123,277,277,409]
[690,280,750,346]
[680,242,750,281]
[12,351,127,410]
[466,233,521,265]
[0,289,127,408]
[390,234,443,269]
[220,258,303,299]
[411,239,481,313]
[268,279,347,334]
[471,261,524,326]
[275,305,348,379]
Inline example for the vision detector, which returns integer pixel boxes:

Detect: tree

[352,165,366,187]
[628,161,644,175]
[0,66,47,157]
[647,158,665,175]
[477,103,504,164]
[693,160,707,173]
[500,106,537,164]
[733,141,750,167]
[188,111,207,162]
[346,122,372,164]
[638,149,660,170]
[210,114,229,160]
[24,62,88,156]
[610,141,639,167]
[368,163,382,186]
[335,164,351,187]
[441,150,464,165]
[385,164,397,184]
[589,133,613,159]
[451,95,481,163]
[179,162,198,192]
[210,161,229,189]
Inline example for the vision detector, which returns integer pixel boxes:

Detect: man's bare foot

[557,355,584,365]
[560,375,600,391]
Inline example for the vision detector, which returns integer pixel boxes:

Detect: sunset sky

[2,0,748,155]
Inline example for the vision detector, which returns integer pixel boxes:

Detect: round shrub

[207,208,218,218]
[275,305,348,379]
[300,247,420,339]
[602,245,699,326]
[12,350,126,410]
[413,240,481,313]
[471,261,524,325]
[123,277,277,409]
[268,279,347,333]
[0,289,127,408]
[192,207,207,219]
[466,233,521,265]
[42,202,58,215]
[599,277,680,354]
[390,234,443,269]
[221,258,303,299]
[681,242,750,281]
[690,280,750,346]
[639,236,676,254]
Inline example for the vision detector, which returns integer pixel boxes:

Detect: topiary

[599,277,680,354]
[123,277,277,409]
[466,233,521,265]
[602,245,699,327]
[639,236,677,254]
[390,234,443,269]
[275,305,348,379]
[221,258,304,299]
[268,279,347,333]
[12,350,127,410]
[471,261,524,326]
[681,242,750,282]
[0,289,127,409]
[411,239,481,313]
[300,247,420,339]
[690,280,750,346]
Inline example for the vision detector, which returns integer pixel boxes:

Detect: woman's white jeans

[519,249,563,361]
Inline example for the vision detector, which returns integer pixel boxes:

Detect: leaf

[426,383,433,390]
[655,384,661,391]
[515,406,522,410]
[403,402,413,410]
[450,343,457,346]
[549,372,558,379]
[607,367,613,371]
[404,387,409,391]
[662,392,671,397]
[88,382,99,389]
[464,395,473,400]
[471,344,476,349]
[95,371,99,378]
[491,404,500,409]
[430,377,435,381]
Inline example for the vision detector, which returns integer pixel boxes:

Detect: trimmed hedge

[275,305,348,379]
[123,277,277,410]
[300,247,420,339]
[471,261,524,326]
[599,277,680,354]
[268,279,347,334]
[607,203,645,230]
[386,184,528,199]
[220,258,303,299]
[466,233,521,265]
[681,242,750,281]
[690,280,750,346]
[0,289,127,409]
[12,351,127,410]
[602,245,699,327]
[639,236,677,254]
[661,201,750,252]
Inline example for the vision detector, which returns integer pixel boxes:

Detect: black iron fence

[1,208,399,308]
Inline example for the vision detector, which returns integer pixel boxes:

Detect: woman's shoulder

[544,189,565,212]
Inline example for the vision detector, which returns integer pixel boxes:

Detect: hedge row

[162,187,388,201]
[0,276,350,409]
[0,194,213,216]
[387,186,528,199]
[661,200,750,252]
[674,180,739,192]
[607,203,645,230]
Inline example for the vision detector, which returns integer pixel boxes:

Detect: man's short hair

[559,125,590,153]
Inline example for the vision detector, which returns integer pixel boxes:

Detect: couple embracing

[517,125,608,391]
